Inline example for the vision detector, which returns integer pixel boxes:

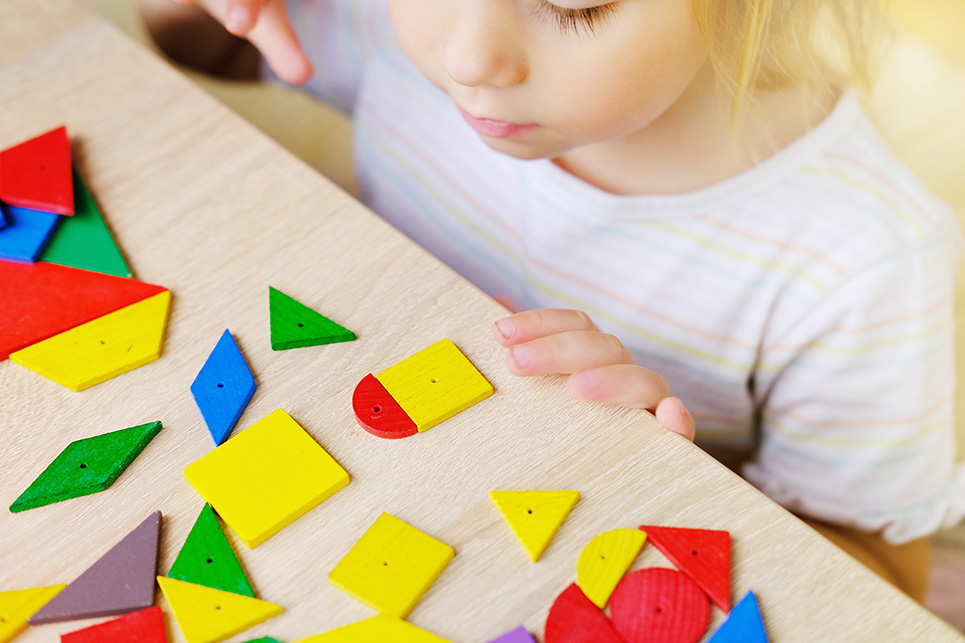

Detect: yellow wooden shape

[576,528,647,608]
[157,576,282,643]
[294,615,454,643]
[328,512,454,619]
[0,584,65,643]
[183,408,349,548]
[489,490,580,562]
[9,290,171,391]
[375,338,492,432]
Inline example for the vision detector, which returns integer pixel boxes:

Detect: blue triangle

[707,591,769,643]
[190,329,256,445]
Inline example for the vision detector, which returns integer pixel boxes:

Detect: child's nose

[442,2,528,89]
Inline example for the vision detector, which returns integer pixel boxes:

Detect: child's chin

[479,136,561,161]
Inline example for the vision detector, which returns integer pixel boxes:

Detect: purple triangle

[29,512,161,624]
[486,626,536,643]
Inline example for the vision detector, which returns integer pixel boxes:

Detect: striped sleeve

[745,223,965,544]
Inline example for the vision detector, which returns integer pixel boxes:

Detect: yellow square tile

[375,339,492,432]
[328,513,455,618]
[184,408,349,548]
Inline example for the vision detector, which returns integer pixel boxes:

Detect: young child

[141,0,964,601]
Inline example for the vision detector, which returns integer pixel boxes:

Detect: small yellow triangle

[0,584,66,643]
[10,290,171,391]
[577,528,647,608]
[489,490,580,562]
[294,615,453,643]
[157,576,283,643]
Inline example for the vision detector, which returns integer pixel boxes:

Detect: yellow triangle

[10,290,171,391]
[0,584,66,643]
[489,490,580,562]
[576,528,647,608]
[295,615,453,643]
[157,576,283,643]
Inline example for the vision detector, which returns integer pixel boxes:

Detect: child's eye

[536,1,617,35]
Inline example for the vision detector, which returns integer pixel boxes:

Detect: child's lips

[458,107,538,139]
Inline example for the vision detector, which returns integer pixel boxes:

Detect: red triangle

[544,584,623,643]
[61,606,168,643]
[0,126,74,215]
[638,526,731,612]
[0,261,167,360]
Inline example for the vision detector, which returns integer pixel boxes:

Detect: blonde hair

[692,0,890,120]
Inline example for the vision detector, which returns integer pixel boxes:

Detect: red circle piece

[609,568,709,643]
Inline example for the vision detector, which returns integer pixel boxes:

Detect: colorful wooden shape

[638,525,731,612]
[352,374,418,439]
[544,583,623,643]
[294,615,453,642]
[0,126,74,215]
[190,329,256,445]
[184,409,349,548]
[328,512,455,619]
[0,204,62,264]
[30,512,161,624]
[609,568,709,643]
[239,638,284,643]
[486,626,537,643]
[60,606,167,643]
[9,421,162,512]
[489,490,580,562]
[39,169,131,277]
[0,585,66,643]
[10,290,171,391]
[269,286,356,350]
[157,577,282,643]
[167,504,254,597]
[707,591,768,643]
[577,528,647,609]
[375,338,493,432]
[0,261,166,360]
[0,206,7,229]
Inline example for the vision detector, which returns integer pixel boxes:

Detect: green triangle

[38,168,132,277]
[269,286,356,350]
[9,421,161,512]
[167,504,255,597]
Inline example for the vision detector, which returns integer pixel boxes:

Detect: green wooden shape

[38,168,132,277]
[167,504,255,597]
[239,638,284,643]
[269,286,356,350]
[9,421,161,513]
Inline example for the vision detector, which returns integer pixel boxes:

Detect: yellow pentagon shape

[10,290,171,391]
[489,490,580,562]
[576,528,647,608]
[375,338,492,432]
[157,576,283,643]
[328,512,455,619]
[294,615,454,643]
[0,584,65,643]
[184,408,349,548]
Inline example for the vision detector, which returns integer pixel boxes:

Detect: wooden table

[0,2,960,641]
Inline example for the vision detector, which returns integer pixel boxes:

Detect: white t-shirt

[277,0,965,543]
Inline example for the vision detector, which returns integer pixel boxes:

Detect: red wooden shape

[61,606,167,643]
[0,261,167,360]
[352,373,418,439]
[0,126,74,215]
[544,583,625,643]
[638,526,731,612]
[609,568,709,643]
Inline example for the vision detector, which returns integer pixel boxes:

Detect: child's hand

[171,0,312,83]
[493,309,695,441]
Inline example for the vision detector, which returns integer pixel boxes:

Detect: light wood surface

[0,2,961,641]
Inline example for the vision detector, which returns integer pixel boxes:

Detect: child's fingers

[245,0,313,83]
[505,331,634,376]
[493,308,598,346]
[567,363,671,411]
[654,396,696,441]
[224,0,263,34]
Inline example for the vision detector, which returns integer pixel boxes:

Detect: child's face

[387,0,709,160]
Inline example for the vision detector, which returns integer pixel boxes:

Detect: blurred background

[78,0,965,633]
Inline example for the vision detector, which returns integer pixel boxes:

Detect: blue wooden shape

[0,203,62,263]
[0,204,7,229]
[486,626,536,643]
[707,591,769,643]
[190,329,256,445]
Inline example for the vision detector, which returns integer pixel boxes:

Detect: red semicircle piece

[352,373,418,439]
[544,583,623,643]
